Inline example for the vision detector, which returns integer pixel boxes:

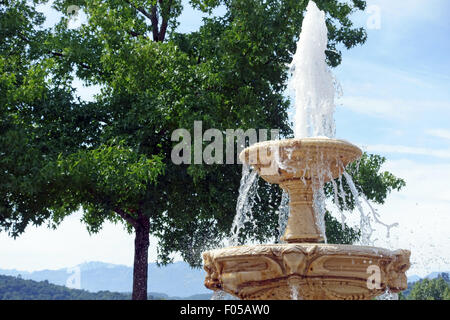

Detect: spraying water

[277,191,290,242]
[376,288,399,300]
[290,1,336,139]
[229,164,259,246]
[285,1,338,250]
[231,1,339,251]
[289,282,301,300]
[211,290,239,300]
[212,165,259,300]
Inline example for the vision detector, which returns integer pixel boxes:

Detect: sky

[332,0,450,276]
[1,0,449,277]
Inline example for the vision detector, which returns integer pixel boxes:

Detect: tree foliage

[400,274,450,300]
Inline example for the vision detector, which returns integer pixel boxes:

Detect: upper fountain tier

[239,137,362,243]
[239,137,362,187]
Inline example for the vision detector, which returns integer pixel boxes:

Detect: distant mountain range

[0,261,211,299]
[406,272,450,283]
[0,261,446,299]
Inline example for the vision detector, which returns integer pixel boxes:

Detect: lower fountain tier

[203,243,410,300]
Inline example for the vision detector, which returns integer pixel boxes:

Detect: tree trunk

[132,216,150,300]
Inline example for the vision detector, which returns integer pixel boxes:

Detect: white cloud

[338,57,442,89]
[383,159,450,203]
[339,96,450,120]
[426,129,450,141]
[335,57,450,121]
[366,0,448,24]
[363,144,450,159]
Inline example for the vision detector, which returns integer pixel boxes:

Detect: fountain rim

[238,137,363,186]
[202,242,410,260]
[238,137,362,165]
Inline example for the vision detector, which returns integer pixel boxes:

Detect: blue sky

[332,0,450,276]
[1,0,449,277]
[334,0,450,159]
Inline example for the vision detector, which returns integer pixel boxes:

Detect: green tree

[406,274,450,300]
[445,287,450,300]
[1,0,404,300]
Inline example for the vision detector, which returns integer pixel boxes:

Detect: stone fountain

[202,138,410,299]
[202,1,410,300]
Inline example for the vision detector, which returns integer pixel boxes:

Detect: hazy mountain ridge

[0,261,210,298]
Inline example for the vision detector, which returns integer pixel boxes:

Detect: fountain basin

[203,243,410,300]
[239,138,362,185]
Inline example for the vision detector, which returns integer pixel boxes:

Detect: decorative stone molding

[203,244,411,300]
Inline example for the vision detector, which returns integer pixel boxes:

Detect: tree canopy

[400,274,450,300]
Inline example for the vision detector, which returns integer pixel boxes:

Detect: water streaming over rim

[229,164,259,246]
[376,288,399,300]
[212,165,259,300]
[277,191,290,243]
[289,282,301,300]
